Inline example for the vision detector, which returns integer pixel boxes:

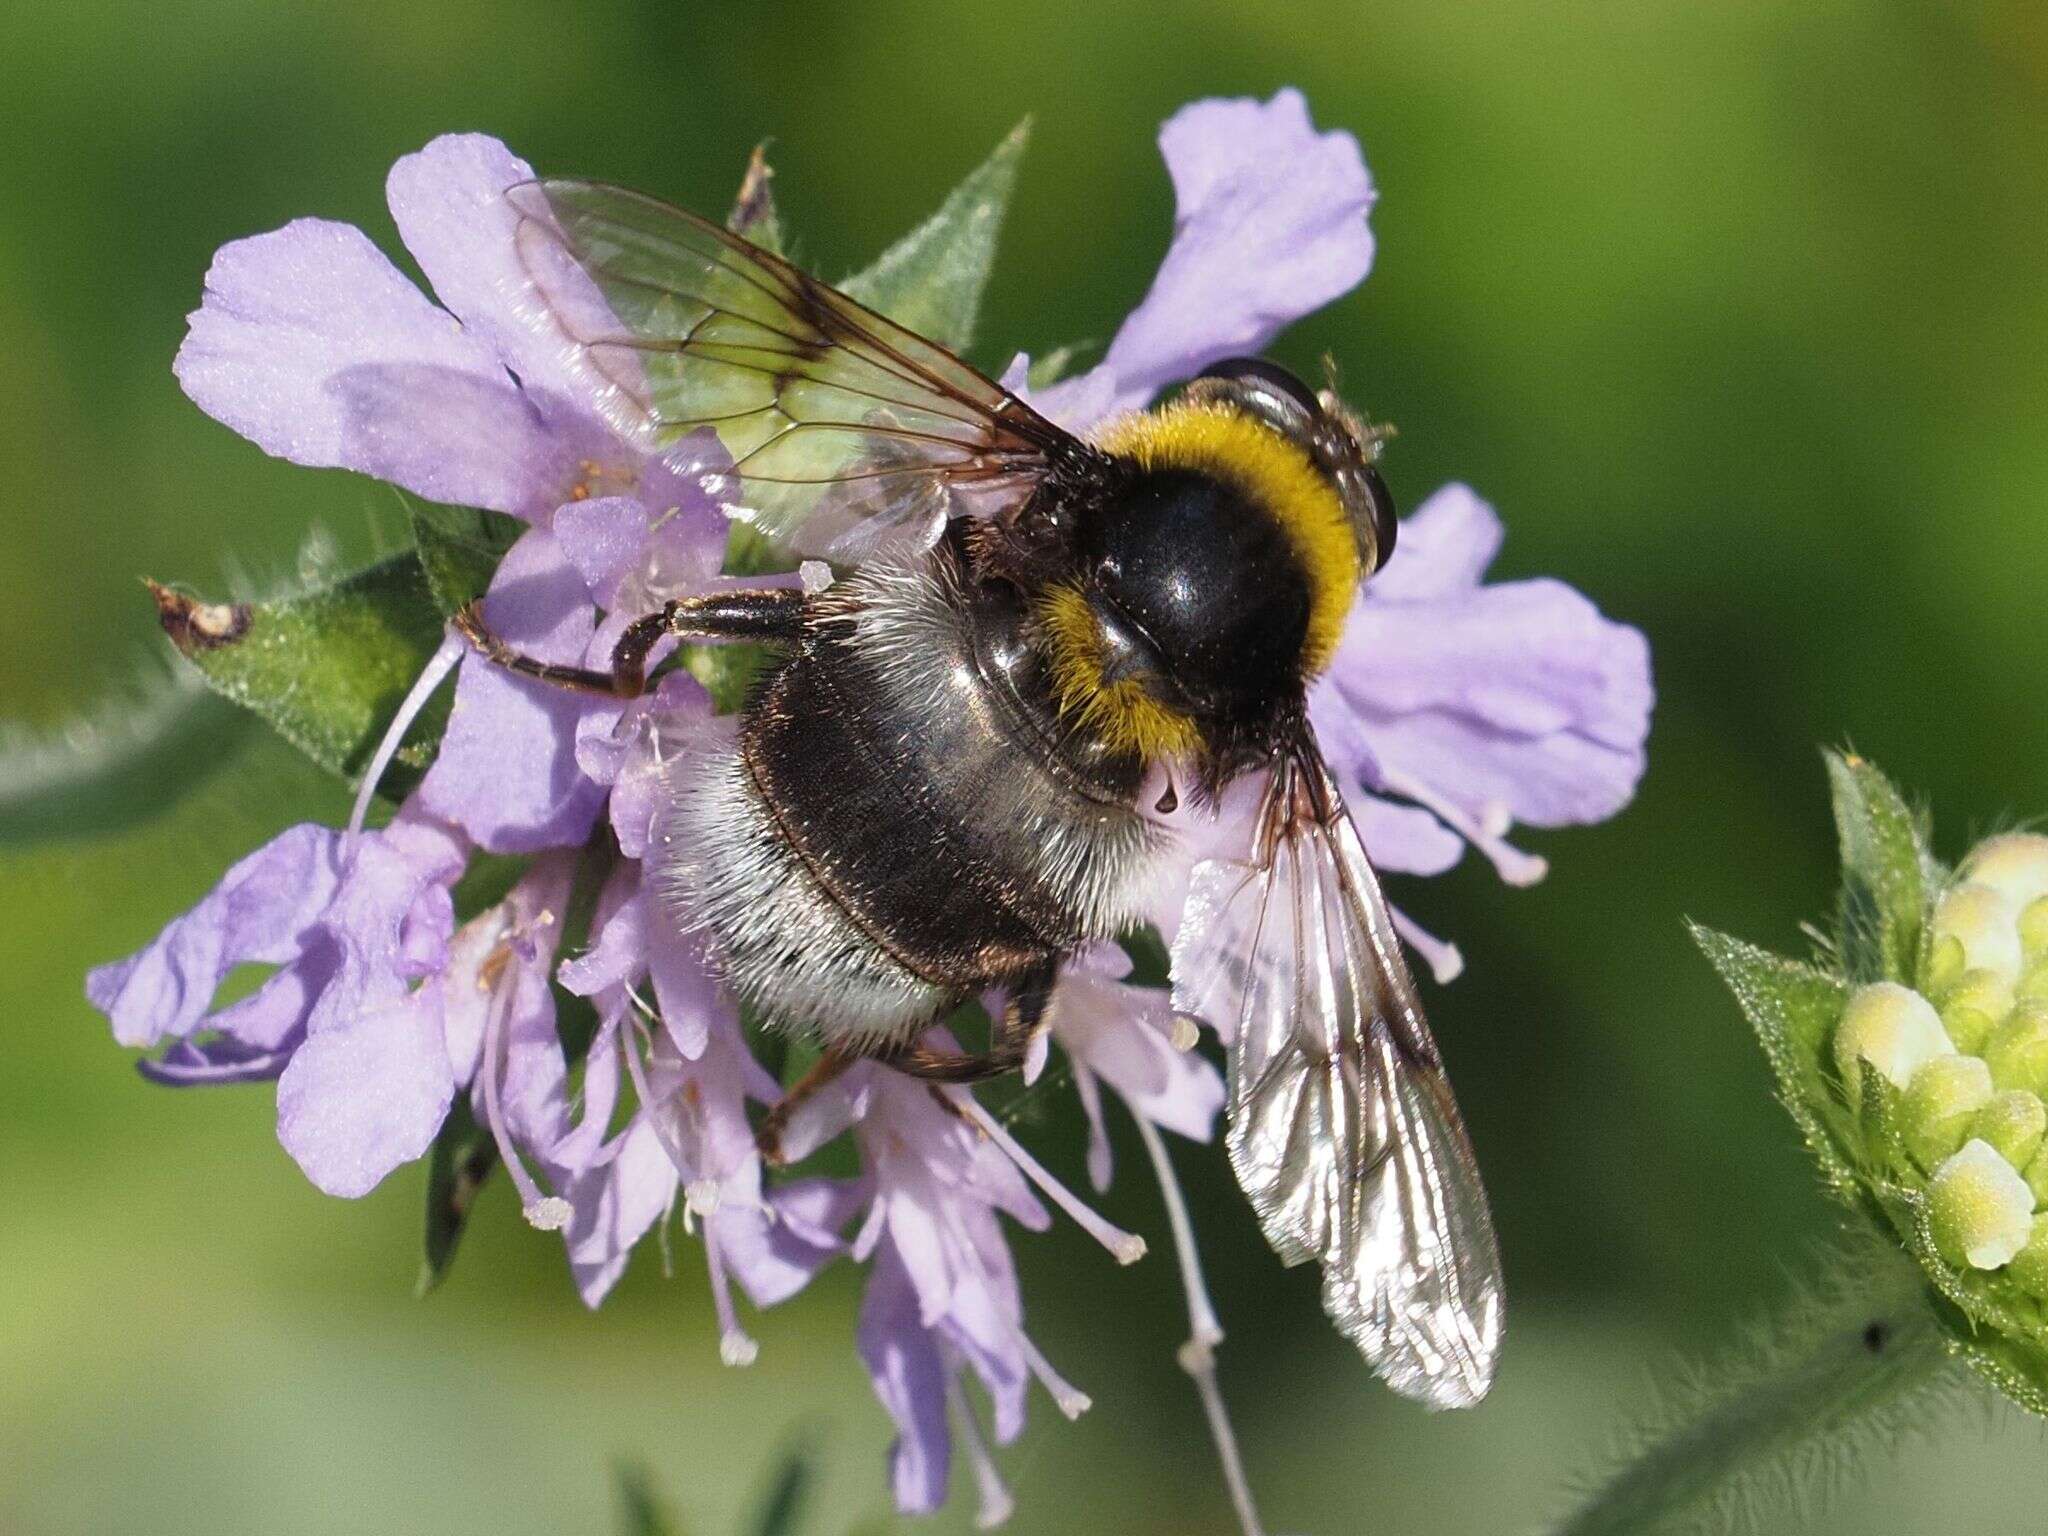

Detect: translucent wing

[505,179,1074,561]
[1171,741,1504,1407]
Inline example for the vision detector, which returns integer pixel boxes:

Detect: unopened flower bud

[1962,833,2048,911]
[1903,1055,1994,1169]
[2018,958,2048,1010]
[2021,896,2048,962]
[1832,982,1953,1104]
[1929,1139,2036,1270]
[1937,967,2014,1055]
[1930,883,2023,985]
[1984,1004,2048,1096]
[1971,1090,2048,1172]
[2009,1215,2048,1300]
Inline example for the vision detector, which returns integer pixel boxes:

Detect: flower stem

[1552,1241,1958,1536]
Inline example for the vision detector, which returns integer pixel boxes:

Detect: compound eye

[1362,466,1398,572]
[1194,356,1321,418]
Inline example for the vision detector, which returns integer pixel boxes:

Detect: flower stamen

[1376,762,1548,887]
[953,1092,1147,1264]
[347,632,464,837]
[475,932,571,1231]
[1133,1110,1268,1536]
[942,1357,1016,1531]
[1390,904,1465,985]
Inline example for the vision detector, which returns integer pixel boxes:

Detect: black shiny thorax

[1079,464,1313,725]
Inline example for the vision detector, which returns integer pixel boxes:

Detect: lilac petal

[1072,1061,1114,1193]
[276,981,455,1197]
[416,527,609,852]
[1315,492,1653,830]
[174,219,572,517]
[552,1013,624,1172]
[302,809,467,1037]
[558,862,646,1000]
[858,1243,952,1516]
[579,673,712,860]
[1347,791,1466,877]
[86,823,343,1048]
[1042,89,1373,423]
[721,1177,867,1308]
[554,493,729,616]
[1310,697,1465,875]
[1054,974,1223,1143]
[386,135,585,416]
[138,1035,300,1086]
[551,496,657,609]
[488,862,578,1151]
[563,1114,677,1306]
[203,947,340,1051]
[647,919,724,1062]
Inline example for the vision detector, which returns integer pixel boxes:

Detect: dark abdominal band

[739,628,1065,994]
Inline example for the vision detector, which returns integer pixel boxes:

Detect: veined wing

[506,179,1074,561]
[1171,741,1504,1408]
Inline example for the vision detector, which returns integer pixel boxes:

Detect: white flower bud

[2008,1215,2048,1300]
[1962,833,2048,911]
[2021,896,2048,962]
[1902,1054,1994,1170]
[1930,882,2023,985]
[1936,967,2014,1054]
[1984,1003,2048,1096]
[1972,1089,2048,1172]
[1929,1139,2036,1270]
[1832,982,1953,1103]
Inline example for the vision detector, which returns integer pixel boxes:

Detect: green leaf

[1692,924,1863,1204]
[612,1461,687,1536]
[416,1095,498,1297]
[841,117,1030,352]
[0,665,254,844]
[1825,750,1932,984]
[746,1440,816,1536]
[406,496,524,618]
[149,554,450,791]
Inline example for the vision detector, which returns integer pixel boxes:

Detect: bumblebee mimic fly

[455,176,1503,1407]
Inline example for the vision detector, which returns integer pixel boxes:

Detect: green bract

[1694,751,2048,1413]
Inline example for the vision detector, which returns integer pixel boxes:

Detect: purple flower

[176,135,702,526]
[92,89,1653,1529]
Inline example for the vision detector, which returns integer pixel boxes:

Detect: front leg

[453,588,806,699]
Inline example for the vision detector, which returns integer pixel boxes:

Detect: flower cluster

[1834,835,2048,1281]
[1698,755,2048,1414]
[89,93,1651,1522]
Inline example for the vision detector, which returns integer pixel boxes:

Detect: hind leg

[752,963,1060,1162]
[876,960,1058,1084]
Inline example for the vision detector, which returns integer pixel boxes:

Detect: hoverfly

[456,177,1503,1407]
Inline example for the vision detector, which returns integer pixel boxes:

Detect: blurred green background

[7,0,2048,1531]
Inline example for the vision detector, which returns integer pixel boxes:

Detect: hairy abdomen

[650,547,1165,1051]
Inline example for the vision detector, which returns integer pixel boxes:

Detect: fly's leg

[879,961,1058,1084]
[452,589,806,699]
[755,1047,859,1166]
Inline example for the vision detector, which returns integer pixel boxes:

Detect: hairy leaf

[1692,924,1862,1204]
[1825,750,1933,984]
[841,117,1030,352]
[407,496,524,617]
[417,1095,498,1297]
[149,555,449,791]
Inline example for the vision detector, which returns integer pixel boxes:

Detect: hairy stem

[1553,1241,1959,1536]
